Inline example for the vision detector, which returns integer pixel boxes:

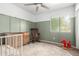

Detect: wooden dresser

[22,32,29,45]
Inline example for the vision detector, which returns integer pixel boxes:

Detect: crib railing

[0,34,23,56]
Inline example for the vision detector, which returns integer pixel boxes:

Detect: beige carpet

[23,42,72,56]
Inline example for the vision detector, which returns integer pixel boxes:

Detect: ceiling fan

[24,3,49,12]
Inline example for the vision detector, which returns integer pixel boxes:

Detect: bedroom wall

[0,3,36,33]
[36,20,75,45]
[0,14,35,33]
[75,3,79,49]
[36,5,75,46]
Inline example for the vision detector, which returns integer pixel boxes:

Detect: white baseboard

[72,46,79,49]
[40,40,63,46]
[40,40,79,50]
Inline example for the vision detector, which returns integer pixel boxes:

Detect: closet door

[10,17,20,32]
[0,14,9,33]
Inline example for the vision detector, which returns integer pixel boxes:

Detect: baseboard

[40,40,63,46]
[72,46,79,50]
[40,40,79,50]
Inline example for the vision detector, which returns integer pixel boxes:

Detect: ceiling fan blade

[24,3,35,6]
[36,6,39,12]
[41,4,49,9]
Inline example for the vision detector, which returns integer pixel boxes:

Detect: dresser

[22,32,29,45]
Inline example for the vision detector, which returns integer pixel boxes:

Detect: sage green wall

[10,17,20,32]
[0,14,10,33]
[0,14,35,33]
[36,19,75,45]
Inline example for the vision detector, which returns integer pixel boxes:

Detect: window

[60,16,71,32]
[50,16,72,32]
[50,17,59,32]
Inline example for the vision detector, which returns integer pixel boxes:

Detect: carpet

[23,42,72,56]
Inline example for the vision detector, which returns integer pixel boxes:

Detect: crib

[0,34,23,56]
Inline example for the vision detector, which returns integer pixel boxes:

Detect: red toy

[61,37,67,48]
[67,40,71,48]
[62,39,67,48]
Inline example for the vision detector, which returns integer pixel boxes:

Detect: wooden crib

[0,34,23,56]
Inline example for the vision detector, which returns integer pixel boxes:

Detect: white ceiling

[14,3,75,15]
